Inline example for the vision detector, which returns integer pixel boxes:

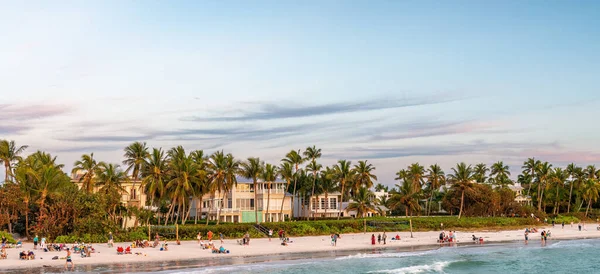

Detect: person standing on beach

[578,223,582,231]
[207,231,214,241]
[219,232,224,244]
[33,235,38,250]
[65,248,74,270]
[440,223,444,230]
[377,234,381,244]
[524,231,529,244]
[108,232,114,247]
[197,232,202,245]
[383,232,387,245]
[268,229,273,242]
[371,234,376,245]
[562,222,565,229]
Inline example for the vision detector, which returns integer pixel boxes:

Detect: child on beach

[65,248,74,270]
[197,232,202,245]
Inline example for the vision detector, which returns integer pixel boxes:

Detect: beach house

[190,181,293,223]
[293,193,343,219]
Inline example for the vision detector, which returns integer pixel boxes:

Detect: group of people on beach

[438,231,458,244]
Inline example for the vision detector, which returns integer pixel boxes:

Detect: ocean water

[7,239,598,273]
[151,239,599,274]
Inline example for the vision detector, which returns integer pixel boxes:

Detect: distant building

[509,183,532,206]
[293,193,342,219]
[191,181,293,223]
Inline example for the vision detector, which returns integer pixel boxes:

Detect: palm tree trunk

[164,202,174,226]
[292,179,298,220]
[324,192,328,218]
[458,190,465,219]
[567,181,574,213]
[4,163,9,183]
[280,180,290,222]
[538,182,544,212]
[254,180,259,224]
[216,191,227,225]
[206,194,214,225]
[555,185,560,214]
[585,199,591,217]
[338,180,345,220]
[310,172,316,221]
[24,201,30,239]
[266,182,271,222]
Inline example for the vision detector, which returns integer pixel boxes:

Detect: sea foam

[367,261,456,274]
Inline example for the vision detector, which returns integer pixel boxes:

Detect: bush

[0,231,16,244]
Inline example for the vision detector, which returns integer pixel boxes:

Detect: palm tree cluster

[2,138,600,239]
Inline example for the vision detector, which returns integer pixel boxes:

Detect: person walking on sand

[65,248,74,270]
[371,234,376,245]
[108,232,114,247]
[33,235,39,250]
[207,231,214,241]
[268,229,273,242]
[219,232,224,244]
[377,234,381,244]
[197,232,202,245]
[383,232,387,245]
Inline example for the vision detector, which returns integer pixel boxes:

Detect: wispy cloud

[328,140,560,160]
[1,104,73,121]
[181,93,466,122]
[54,144,124,153]
[0,124,30,135]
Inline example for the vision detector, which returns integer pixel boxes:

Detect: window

[321,198,326,209]
[330,198,337,209]
[311,198,318,210]
[228,198,232,208]
[250,199,254,208]
[130,188,137,200]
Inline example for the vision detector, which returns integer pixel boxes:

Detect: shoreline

[2,224,599,273]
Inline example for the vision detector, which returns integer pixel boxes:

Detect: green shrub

[0,231,16,244]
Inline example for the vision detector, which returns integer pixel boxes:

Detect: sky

[1,1,599,185]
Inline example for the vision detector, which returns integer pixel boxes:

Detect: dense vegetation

[1,139,599,242]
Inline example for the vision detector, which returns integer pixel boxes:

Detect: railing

[253,224,270,236]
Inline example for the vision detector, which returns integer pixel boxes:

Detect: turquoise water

[7,239,598,273]
[157,239,599,274]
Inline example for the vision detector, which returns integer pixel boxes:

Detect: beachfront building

[509,183,532,206]
[293,193,342,219]
[70,171,148,227]
[191,181,293,223]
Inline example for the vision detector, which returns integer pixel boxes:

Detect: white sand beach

[2,223,599,270]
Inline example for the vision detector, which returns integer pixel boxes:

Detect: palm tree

[72,153,103,193]
[473,163,489,184]
[0,140,28,183]
[190,150,209,224]
[447,162,475,219]
[389,180,421,217]
[141,148,167,224]
[303,146,322,220]
[123,142,149,189]
[352,160,378,195]
[305,160,322,220]
[374,183,387,192]
[536,162,552,211]
[566,163,578,213]
[333,160,353,220]
[319,167,338,218]
[582,178,599,217]
[208,151,239,225]
[261,163,278,222]
[407,163,425,194]
[346,187,376,218]
[426,164,445,215]
[522,158,541,196]
[165,146,197,225]
[95,162,129,223]
[278,162,293,221]
[490,161,512,189]
[550,167,567,214]
[282,150,304,219]
[240,157,264,224]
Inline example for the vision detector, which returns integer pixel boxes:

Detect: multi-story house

[293,193,342,219]
[191,181,293,223]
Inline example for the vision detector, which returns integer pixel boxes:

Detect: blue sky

[1,1,599,184]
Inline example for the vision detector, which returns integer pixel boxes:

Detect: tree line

[1,139,599,239]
